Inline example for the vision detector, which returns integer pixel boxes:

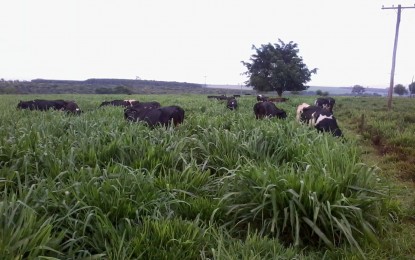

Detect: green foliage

[0,188,65,258]
[242,39,317,96]
[95,86,133,94]
[0,79,208,95]
[393,84,408,96]
[210,230,303,259]
[0,94,413,259]
[218,138,385,252]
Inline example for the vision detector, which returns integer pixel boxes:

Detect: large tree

[394,84,408,96]
[242,39,317,97]
[351,85,365,95]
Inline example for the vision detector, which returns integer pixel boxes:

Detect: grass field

[1,94,414,259]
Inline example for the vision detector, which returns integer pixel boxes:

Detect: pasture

[1,94,414,259]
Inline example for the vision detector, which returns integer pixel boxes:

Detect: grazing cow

[64,101,82,114]
[296,103,342,137]
[207,95,228,100]
[99,99,139,107]
[314,97,335,113]
[253,101,287,119]
[131,101,161,110]
[226,98,238,110]
[257,94,268,102]
[17,99,67,111]
[17,99,82,114]
[124,101,161,121]
[125,105,185,127]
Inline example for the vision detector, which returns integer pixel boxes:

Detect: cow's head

[227,98,237,110]
[276,109,287,119]
[315,115,343,137]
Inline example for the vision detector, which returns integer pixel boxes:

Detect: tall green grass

[0,94,412,258]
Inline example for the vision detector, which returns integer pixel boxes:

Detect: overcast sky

[1,0,414,87]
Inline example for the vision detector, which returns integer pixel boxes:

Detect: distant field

[207,84,389,96]
[1,94,414,259]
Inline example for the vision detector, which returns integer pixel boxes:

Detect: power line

[382,4,415,110]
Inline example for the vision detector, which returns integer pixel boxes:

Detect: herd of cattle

[16,96,342,137]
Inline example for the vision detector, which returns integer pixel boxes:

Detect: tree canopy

[242,39,317,97]
[351,85,365,95]
[394,84,408,96]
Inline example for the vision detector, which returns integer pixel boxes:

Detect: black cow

[17,99,66,111]
[257,94,268,102]
[131,101,161,110]
[314,97,335,113]
[296,103,342,137]
[253,101,287,119]
[99,99,139,107]
[17,99,82,114]
[226,98,238,110]
[125,105,185,127]
[64,101,82,114]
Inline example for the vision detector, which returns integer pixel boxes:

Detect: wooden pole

[387,5,401,110]
[382,4,415,109]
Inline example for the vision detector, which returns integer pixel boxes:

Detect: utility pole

[382,4,415,110]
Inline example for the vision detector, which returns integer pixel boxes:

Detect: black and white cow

[99,99,139,107]
[296,103,342,137]
[257,94,268,102]
[124,105,185,127]
[17,99,82,114]
[314,97,335,113]
[226,98,238,110]
[253,101,287,119]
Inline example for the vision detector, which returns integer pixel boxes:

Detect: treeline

[0,78,209,94]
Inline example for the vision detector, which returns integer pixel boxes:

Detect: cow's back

[125,105,184,127]
[254,101,286,119]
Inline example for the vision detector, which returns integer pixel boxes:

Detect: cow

[253,101,287,119]
[99,99,139,107]
[296,103,342,137]
[124,101,161,121]
[124,105,185,127]
[131,101,161,110]
[207,95,228,100]
[17,99,67,111]
[17,99,82,114]
[314,97,335,113]
[257,94,268,102]
[64,101,82,114]
[226,98,238,110]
